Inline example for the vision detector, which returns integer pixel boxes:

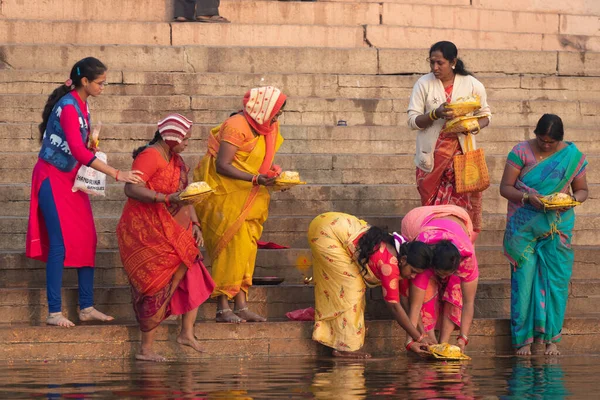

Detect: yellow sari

[194,114,283,299]
[309,212,382,352]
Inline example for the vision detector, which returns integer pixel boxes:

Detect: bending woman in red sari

[117,114,215,362]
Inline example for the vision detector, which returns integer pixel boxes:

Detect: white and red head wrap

[243,86,287,136]
[157,113,193,148]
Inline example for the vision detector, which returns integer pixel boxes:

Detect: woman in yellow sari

[194,87,286,323]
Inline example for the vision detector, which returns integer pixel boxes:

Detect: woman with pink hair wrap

[194,87,287,323]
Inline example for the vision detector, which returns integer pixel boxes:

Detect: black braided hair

[132,130,162,159]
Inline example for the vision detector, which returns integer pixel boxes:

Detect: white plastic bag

[72,151,107,196]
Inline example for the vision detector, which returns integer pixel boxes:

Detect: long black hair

[432,240,461,273]
[356,227,433,276]
[39,57,107,142]
[132,131,162,159]
[429,41,472,76]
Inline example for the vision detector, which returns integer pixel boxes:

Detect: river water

[1,355,599,399]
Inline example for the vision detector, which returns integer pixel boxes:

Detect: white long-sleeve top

[407,73,492,173]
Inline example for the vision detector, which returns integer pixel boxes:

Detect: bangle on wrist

[164,194,171,207]
[252,175,260,186]
[405,339,414,352]
[192,221,201,229]
[115,170,120,182]
[457,334,469,346]
[521,192,529,205]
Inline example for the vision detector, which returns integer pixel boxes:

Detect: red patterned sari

[117,148,214,331]
[415,85,483,234]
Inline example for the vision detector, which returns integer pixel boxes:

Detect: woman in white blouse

[407,41,492,238]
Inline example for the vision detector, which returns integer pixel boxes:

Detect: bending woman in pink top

[26,57,144,327]
[399,205,479,353]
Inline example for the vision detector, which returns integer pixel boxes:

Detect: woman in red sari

[407,41,492,238]
[117,114,215,362]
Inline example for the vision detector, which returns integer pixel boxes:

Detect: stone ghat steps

[3,181,600,217]
[2,212,600,250]
[4,123,600,155]
[2,246,599,288]
[2,317,600,361]
[3,0,599,33]
[2,45,599,77]
[0,17,598,52]
[0,281,598,325]
[6,70,600,102]
[3,151,599,185]
[1,94,599,127]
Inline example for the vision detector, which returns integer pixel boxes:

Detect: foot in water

[177,334,203,353]
[216,309,246,323]
[79,307,115,322]
[516,344,532,356]
[136,349,167,362]
[545,343,560,355]
[234,307,267,322]
[332,350,372,359]
[46,312,75,327]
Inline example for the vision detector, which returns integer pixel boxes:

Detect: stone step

[1,93,599,127]
[2,246,599,287]
[4,70,600,103]
[4,122,600,155]
[2,45,599,77]
[3,317,600,360]
[6,0,596,37]
[2,17,597,52]
[0,19,365,48]
[0,280,598,324]
[0,284,313,325]
[1,212,599,250]
[2,151,599,185]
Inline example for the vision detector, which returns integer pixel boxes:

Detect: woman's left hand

[192,224,204,247]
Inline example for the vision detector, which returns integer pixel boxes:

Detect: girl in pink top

[399,205,479,353]
[26,57,144,327]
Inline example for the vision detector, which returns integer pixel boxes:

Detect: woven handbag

[454,133,490,193]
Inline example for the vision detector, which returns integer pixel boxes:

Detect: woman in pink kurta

[399,205,479,354]
[25,57,144,327]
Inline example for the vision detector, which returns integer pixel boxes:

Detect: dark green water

[1,355,599,399]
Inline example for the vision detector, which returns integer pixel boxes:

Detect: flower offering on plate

[540,193,581,210]
[428,343,471,360]
[180,181,214,203]
[447,95,481,117]
[274,171,306,189]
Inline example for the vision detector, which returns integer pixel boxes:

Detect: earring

[452,66,455,70]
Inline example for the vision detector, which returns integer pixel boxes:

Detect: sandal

[196,15,231,23]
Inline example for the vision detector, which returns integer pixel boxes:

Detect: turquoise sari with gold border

[503,142,587,348]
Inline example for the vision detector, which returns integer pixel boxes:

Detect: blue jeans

[38,178,94,313]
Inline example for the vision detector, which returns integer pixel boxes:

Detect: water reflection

[502,357,568,399]
[0,356,599,399]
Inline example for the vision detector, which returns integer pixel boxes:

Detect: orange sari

[117,148,214,331]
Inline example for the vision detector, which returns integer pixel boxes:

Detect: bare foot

[332,350,372,359]
[177,334,203,353]
[216,309,246,323]
[545,343,560,355]
[135,349,167,362]
[234,307,266,322]
[78,307,115,322]
[46,312,75,327]
[516,344,532,356]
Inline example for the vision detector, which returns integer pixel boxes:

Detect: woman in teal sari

[500,114,588,356]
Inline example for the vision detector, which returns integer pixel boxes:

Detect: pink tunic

[26,91,97,268]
